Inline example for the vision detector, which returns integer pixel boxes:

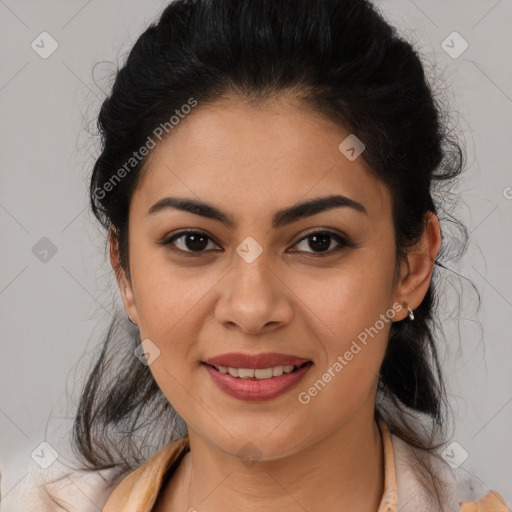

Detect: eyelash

[160,229,355,258]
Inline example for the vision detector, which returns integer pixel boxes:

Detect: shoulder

[0,460,124,512]
[389,432,511,512]
[102,436,190,511]
[460,491,511,511]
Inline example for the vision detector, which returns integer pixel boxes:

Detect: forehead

[132,96,391,221]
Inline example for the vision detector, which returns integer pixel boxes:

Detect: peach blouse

[102,419,510,512]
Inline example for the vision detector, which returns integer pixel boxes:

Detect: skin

[110,93,442,512]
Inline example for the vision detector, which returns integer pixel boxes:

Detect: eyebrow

[146,194,368,229]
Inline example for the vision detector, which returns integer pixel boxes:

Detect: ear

[392,211,442,321]
[109,226,139,325]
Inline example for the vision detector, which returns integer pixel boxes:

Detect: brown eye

[161,229,354,257]
[291,231,352,256]
[162,230,219,254]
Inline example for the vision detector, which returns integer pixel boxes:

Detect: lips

[203,359,313,401]
[203,352,311,369]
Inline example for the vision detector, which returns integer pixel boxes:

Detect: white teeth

[254,368,273,379]
[216,365,299,379]
[227,367,239,377]
[238,368,255,379]
[272,366,284,377]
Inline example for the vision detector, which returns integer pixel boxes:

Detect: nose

[214,256,293,335]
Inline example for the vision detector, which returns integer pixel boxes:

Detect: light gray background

[0,0,511,507]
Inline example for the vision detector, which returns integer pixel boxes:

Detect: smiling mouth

[203,361,313,380]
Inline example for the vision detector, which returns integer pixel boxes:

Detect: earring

[128,315,138,327]
[407,304,414,321]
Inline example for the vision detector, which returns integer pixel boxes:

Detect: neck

[170,409,385,512]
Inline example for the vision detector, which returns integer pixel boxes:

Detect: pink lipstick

[202,352,313,401]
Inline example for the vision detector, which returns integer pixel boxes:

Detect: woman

[5,0,510,510]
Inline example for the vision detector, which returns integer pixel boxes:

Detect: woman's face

[113,95,424,459]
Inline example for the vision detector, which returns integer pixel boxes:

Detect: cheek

[295,248,395,404]
[304,251,396,343]
[131,249,213,338]
[296,304,391,431]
